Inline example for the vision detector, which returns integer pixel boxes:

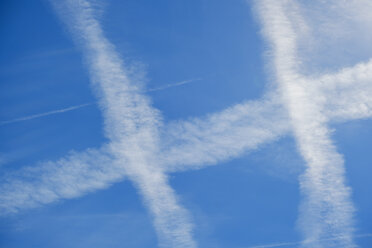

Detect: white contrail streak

[162,93,289,171]
[0,78,201,127]
[53,0,196,247]
[1,78,371,217]
[319,59,372,121]
[0,103,93,126]
[147,78,202,92]
[0,94,289,216]
[0,146,123,214]
[258,0,355,247]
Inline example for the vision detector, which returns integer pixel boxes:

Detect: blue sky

[0,0,372,247]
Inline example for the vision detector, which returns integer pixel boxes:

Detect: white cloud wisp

[257,0,358,247]
[52,0,197,247]
[162,93,289,172]
[0,93,290,214]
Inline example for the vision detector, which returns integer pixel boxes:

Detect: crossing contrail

[52,0,197,247]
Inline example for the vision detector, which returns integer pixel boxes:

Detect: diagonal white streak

[1,75,371,223]
[0,146,122,214]
[319,59,372,121]
[0,94,290,218]
[257,0,355,247]
[0,78,201,127]
[51,0,196,247]
[147,78,202,92]
[162,93,289,171]
[0,103,94,126]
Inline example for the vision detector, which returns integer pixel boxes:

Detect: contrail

[0,94,290,216]
[147,78,202,92]
[0,146,125,213]
[2,75,372,213]
[53,0,197,247]
[0,78,201,126]
[0,103,94,126]
[258,0,355,247]
[162,93,290,172]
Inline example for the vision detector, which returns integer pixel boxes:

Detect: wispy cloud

[3,75,369,215]
[52,0,196,247]
[0,94,290,214]
[0,146,122,214]
[162,92,290,172]
[319,59,372,121]
[257,0,357,246]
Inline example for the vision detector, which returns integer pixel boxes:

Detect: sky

[0,0,372,247]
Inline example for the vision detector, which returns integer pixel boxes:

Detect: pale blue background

[0,0,371,247]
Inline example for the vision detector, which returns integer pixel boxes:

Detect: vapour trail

[0,78,202,127]
[147,78,202,92]
[258,0,355,247]
[53,0,196,247]
[0,93,289,214]
[0,146,122,214]
[162,93,289,171]
[0,103,93,126]
[319,59,372,121]
[2,74,372,216]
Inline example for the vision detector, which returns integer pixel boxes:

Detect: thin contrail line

[0,103,94,126]
[247,233,372,248]
[0,78,201,126]
[146,78,202,92]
